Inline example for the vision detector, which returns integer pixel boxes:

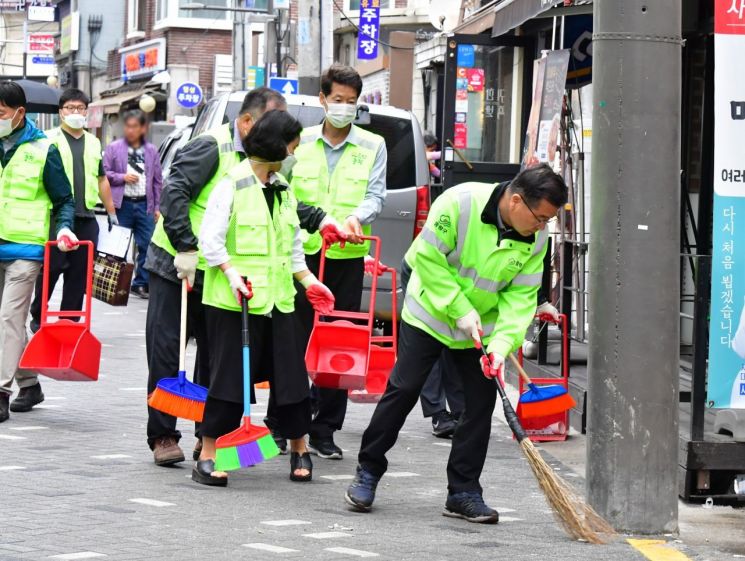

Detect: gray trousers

[0,259,41,395]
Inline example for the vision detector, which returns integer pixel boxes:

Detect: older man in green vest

[29,88,117,334]
[289,64,387,460]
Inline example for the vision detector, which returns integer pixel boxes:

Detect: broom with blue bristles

[214,288,280,471]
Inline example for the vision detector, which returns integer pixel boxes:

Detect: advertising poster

[466,68,485,92]
[453,123,468,149]
[708,1,745,408]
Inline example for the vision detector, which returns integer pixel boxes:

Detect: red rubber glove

[363,255,390,276]
[320,222,347,249]
[480,352,505,384]
[305,282,335,315]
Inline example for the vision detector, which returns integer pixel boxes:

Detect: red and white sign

[466,68,485,92]
[27,33,54,54]
[715,0,745,34]
[453,123,468,149]
[118,38,167,80]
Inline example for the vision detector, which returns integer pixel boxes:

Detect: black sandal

[192,459,228,487]
[290,452,313,482]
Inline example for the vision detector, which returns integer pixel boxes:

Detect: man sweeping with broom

[345,164,567,523]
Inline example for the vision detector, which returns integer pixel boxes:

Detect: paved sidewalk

[0,296,699,560]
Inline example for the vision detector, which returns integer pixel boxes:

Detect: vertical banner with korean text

[357,0,381,61]
[708,1,745,408]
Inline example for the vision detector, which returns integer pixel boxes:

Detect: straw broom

[482,346,616,543]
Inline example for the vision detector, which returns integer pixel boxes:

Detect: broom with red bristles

[509,354,576,418]
[148,279,207,422]
[214,289,279,471]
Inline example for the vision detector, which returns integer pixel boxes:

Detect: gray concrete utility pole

[297,0,322,95]
[587,0,682,533]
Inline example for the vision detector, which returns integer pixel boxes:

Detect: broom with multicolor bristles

[214,290,279,471]
[148,279,207,422]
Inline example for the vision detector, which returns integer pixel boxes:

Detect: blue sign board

[269,77,298,96]
[563,14,593,88]
[456,45,475,68]
[176,82,203,108]
[357,1,381,61]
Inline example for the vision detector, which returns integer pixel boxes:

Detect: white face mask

[279,154,297,177]
[63,113,87,130]
[324,102,357,129]
[0,109,19,138]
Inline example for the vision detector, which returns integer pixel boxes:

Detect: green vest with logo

[402,182,548,357]
[151,123,241,270]
[202,161,299,314]
[46,127,101,210]
[0,138,53,246]
[290,124,383,259]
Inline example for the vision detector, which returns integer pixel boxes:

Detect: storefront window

[452,45,515,164]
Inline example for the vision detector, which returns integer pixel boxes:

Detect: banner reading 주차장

[708,1,745,408]
[357,0,381,61]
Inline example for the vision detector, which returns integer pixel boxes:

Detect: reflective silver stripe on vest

[446,190,473,267]
[533,228,549,255]
[419,226,452,253]
[405,293,495,342]
[458,266,508,293]
[511,271,543,287]
[235,176,258,190]
[355,137,381,153]
[219,143,234,153]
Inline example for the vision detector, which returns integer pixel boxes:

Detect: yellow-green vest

[290,124,383,259]
[202,161,299,314]
[46,127,101,210]
[0,138,53,246]
[402,182,548,357]
[151,123,241,270]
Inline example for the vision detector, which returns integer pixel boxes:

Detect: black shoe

[29,318,40,334]
[10,383,44,413]
[132,286,149,299]
[345,466,380,512]
[192,459,228,487]
[0,393,9,423]
[308,436,343,459]
[290,452,313,482]
[443,492,499,524]
[432,410,457,439]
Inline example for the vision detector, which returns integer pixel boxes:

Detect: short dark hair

[510,164,568,209]
[0,81,26,109]
[423,132,438,147]
[59,88,90,109]
[122,109,146,126]
[320,64,363,98]
[243,109,302,162]
[239,87,286,119]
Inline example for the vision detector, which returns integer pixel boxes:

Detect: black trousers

[30,216,99,324]
[145,272,211,449]
[291,252,364,440]
[358,321,497,494]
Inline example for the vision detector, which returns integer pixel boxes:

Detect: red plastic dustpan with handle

[305,235,382,390]
[19,240,101,381]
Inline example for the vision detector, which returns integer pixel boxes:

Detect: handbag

[92,224,134,306]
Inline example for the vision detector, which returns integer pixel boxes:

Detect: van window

[192,98,223,137]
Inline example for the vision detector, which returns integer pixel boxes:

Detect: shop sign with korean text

[119,38,166,81]
[708,0,745,408]
[357,0,381,61]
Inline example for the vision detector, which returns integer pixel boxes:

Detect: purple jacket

[103,138,163,215]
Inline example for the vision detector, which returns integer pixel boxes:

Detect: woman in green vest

[195,110,336,486]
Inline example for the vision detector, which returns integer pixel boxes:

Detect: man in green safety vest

[0,81,78,423]
[29,88,117,334]
[345,165,568,523]
[289,64,387,460]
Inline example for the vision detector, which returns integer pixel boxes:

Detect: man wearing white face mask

[29,89,117,334]
[0,81,77,422]
[290,64,388,459]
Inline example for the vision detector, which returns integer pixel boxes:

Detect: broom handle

[178,278,188,375]
[240,289,251,419]
[508,353,534,386]
[478,343,528,442]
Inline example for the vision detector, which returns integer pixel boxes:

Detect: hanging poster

[466,68,485,92]
[708,0,745,408]
[453,123,468,149]
[456,44,475,68]
[357,0,381,61]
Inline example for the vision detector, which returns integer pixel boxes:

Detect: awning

[89,88,152,114]
[491,0,564,38]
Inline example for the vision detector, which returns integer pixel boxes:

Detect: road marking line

[34,404,61,409]
[242,543,298,554]
[45,396,67,400]
[128,498,175,507]
[261,520,311,527]
[0,465,25,470]
[0,434,26,440]
[10,425,48,431]
[91,454,131,460]
[496,507,516,513]
[432,442,452,447]
[49,553,107,560]
[627,539,694,561]
[385,472,419,478]
[119,387,145,391]
[302,531,351,539]
[499,516,524,522]
[324,547,379,558]
[320,474,355,481]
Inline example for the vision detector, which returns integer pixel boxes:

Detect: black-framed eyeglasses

[519,194,558,225]
[62,105,88,113]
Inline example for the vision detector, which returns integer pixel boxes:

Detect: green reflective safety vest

[46,128,101,210]
[151,123,241,270]
[201,161,299,314]
[290,124,383,259]
[0,138,53,246]
[402,182,548,356]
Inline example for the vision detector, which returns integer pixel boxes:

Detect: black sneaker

[443,492,499,524]
[10,383,44,413]
[308,436,343,459]
[345,466,381,512]
[432,410,457,439]
[0,393,9,423]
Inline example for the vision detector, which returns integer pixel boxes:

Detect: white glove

[455,309,482,344]
[536,301,560,322]
[56,227,79,252]
[223,266,251,303]
[174,251,199,289]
